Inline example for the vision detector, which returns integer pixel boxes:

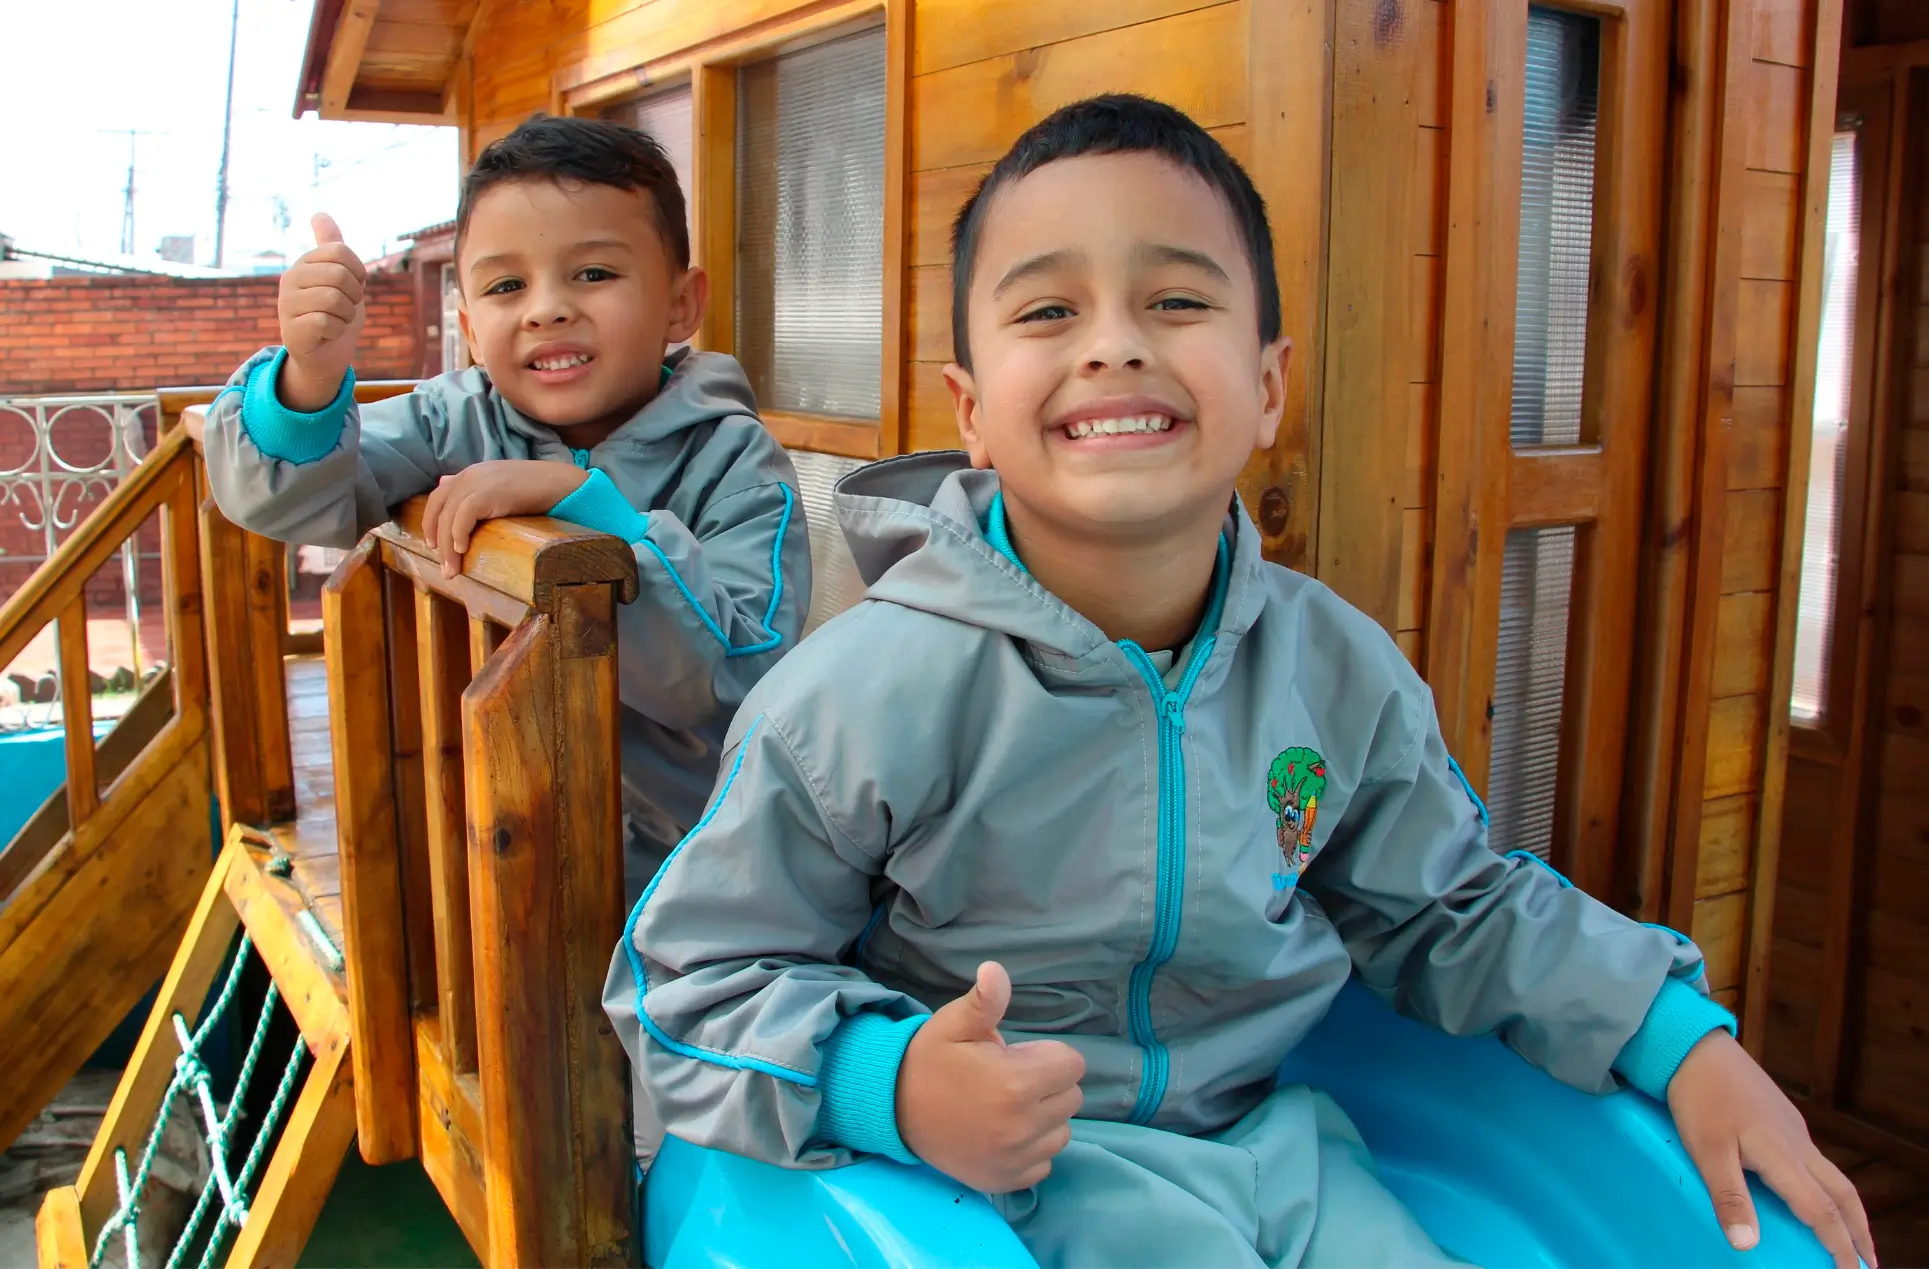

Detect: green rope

[89,934,311,1269]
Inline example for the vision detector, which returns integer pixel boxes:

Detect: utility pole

[213,0,241,268]
[102,130,164,257]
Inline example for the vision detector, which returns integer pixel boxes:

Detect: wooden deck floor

[276,655,342,945]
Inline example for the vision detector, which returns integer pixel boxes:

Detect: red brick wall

[0,272,419,395]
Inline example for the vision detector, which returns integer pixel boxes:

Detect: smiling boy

[610,96,1875,1268]
[204,115,810,900]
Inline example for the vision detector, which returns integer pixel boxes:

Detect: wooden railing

[0,425,211,1152]
[324,497,639,1266]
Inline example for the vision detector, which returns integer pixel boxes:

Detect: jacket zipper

[1116,540,1228,1126]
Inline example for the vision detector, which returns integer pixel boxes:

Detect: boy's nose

[1078,309,1152,373]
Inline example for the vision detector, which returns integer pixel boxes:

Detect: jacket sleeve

[601,710,929,1170]
[550,432,812,733]
[1302,671,1731,1099]
[202,346,472,548]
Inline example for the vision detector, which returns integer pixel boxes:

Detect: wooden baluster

[164,459,206,730]
[468,614,501,674]
[417,589,476,1070]
[57,596,97,826]
[384,571,436,1021]
[200,495,265,829]
[466,584,631,1267]
[245,530,296,821]
[323,539,417,1164]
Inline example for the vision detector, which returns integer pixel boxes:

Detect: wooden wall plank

[1746,61,1807,175]
[1730,386,1791,489]
[1712,591,1775,698]
[1751,0,1814,67]
[1736,278,1796,384]
[910,0,1222,77]
[1740,169,1801,280]
[906,361,956,451]
[1722,488,1783,593]
[1697,793,1756,898]
[1693,889,1749,990]
[1706,693,1766,798]
[909,2,1248,171]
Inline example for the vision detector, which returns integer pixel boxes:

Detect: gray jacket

[607,452,1721,1172]
[204,346,810,865]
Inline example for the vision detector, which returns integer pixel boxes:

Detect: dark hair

[456,113,689,270]
[948,94,1280,370]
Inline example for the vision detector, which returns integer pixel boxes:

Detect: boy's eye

[579,266,618,283]
[483,278,524,296]
[1017,303,1073,323]
[1153,295,1211,312]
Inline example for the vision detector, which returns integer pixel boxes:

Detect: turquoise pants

[990,1085,1469,1269]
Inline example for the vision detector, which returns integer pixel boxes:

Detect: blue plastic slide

[644,979,1839,1268]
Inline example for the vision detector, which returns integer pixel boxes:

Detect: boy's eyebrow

[991,248,1086,299]
[467,238,637,277]
[1135,242,1231,282]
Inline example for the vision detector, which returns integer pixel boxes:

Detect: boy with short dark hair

[609,96,1873,1268]
[204,115,810,900]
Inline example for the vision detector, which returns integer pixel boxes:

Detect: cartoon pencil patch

[1267,746,1327,890]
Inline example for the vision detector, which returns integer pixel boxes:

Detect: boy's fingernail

[1725,1223,1758,1251]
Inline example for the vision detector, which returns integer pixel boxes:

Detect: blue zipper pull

[572,448,590,468]
[1160,695,1187,733]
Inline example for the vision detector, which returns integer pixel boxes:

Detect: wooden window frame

[559,0,909,463]
[1428,0,1667,896]
[1787,89,1898,762]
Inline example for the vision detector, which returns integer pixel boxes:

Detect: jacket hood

[832,450,1272,656]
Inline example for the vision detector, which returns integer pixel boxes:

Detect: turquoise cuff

[815,1012,927,1164]
[241,347,353,464]
[1612,976,1737,1101]
[549,468,650,542]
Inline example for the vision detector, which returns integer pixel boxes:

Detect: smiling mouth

[530,352,593,371]
[1061,414,1177,440]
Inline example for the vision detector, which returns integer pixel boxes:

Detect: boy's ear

[666,265,709,346]
[457,303,484,372]
[942,362,993,469]
[1254,336,1292,450]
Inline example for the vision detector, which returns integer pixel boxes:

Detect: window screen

[788,450,870,633]
[1791,130,1861,723]
[1489,526,1577,858]
[1511,7,1600,449]
[604,85,695,236]
[736,27,887,420]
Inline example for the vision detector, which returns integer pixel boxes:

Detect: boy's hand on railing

[277,213,367,413]
[1669,1029,1876,1269]
[897,961,1085,1194]
[421,459,591,577]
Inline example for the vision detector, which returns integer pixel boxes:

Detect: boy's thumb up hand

[926,961,1012,1047]
[276,210,368,411]
[896,962,1084,1195]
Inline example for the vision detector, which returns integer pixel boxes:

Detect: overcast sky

[1,0,458,268]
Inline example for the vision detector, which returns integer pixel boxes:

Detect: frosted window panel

[736,27,886,421]
[1512,8,1600,449]
[1791,130,1861,723]
[1489,526,1577,859]
[789,450,870,633]
[604,85,695,245]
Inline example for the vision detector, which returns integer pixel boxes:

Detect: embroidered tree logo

[1267,747,1328,877]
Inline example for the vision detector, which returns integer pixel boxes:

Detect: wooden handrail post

[322,539,418,1164]
[200,494,296,829]
[465,584,632,1268]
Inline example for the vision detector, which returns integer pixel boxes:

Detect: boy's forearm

[277,353,351,414]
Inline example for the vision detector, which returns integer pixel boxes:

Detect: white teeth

[1063,414,1174,439]
[532,353,591,371]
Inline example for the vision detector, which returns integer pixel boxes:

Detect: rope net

[88,935,310,1269]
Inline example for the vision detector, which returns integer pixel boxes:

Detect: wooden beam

[56,597,97,827]
[1765,0,1849,1063]
[762,411,882,460]
[879,0,911,457]
[321,0,382,117]
[380,499,639,612]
